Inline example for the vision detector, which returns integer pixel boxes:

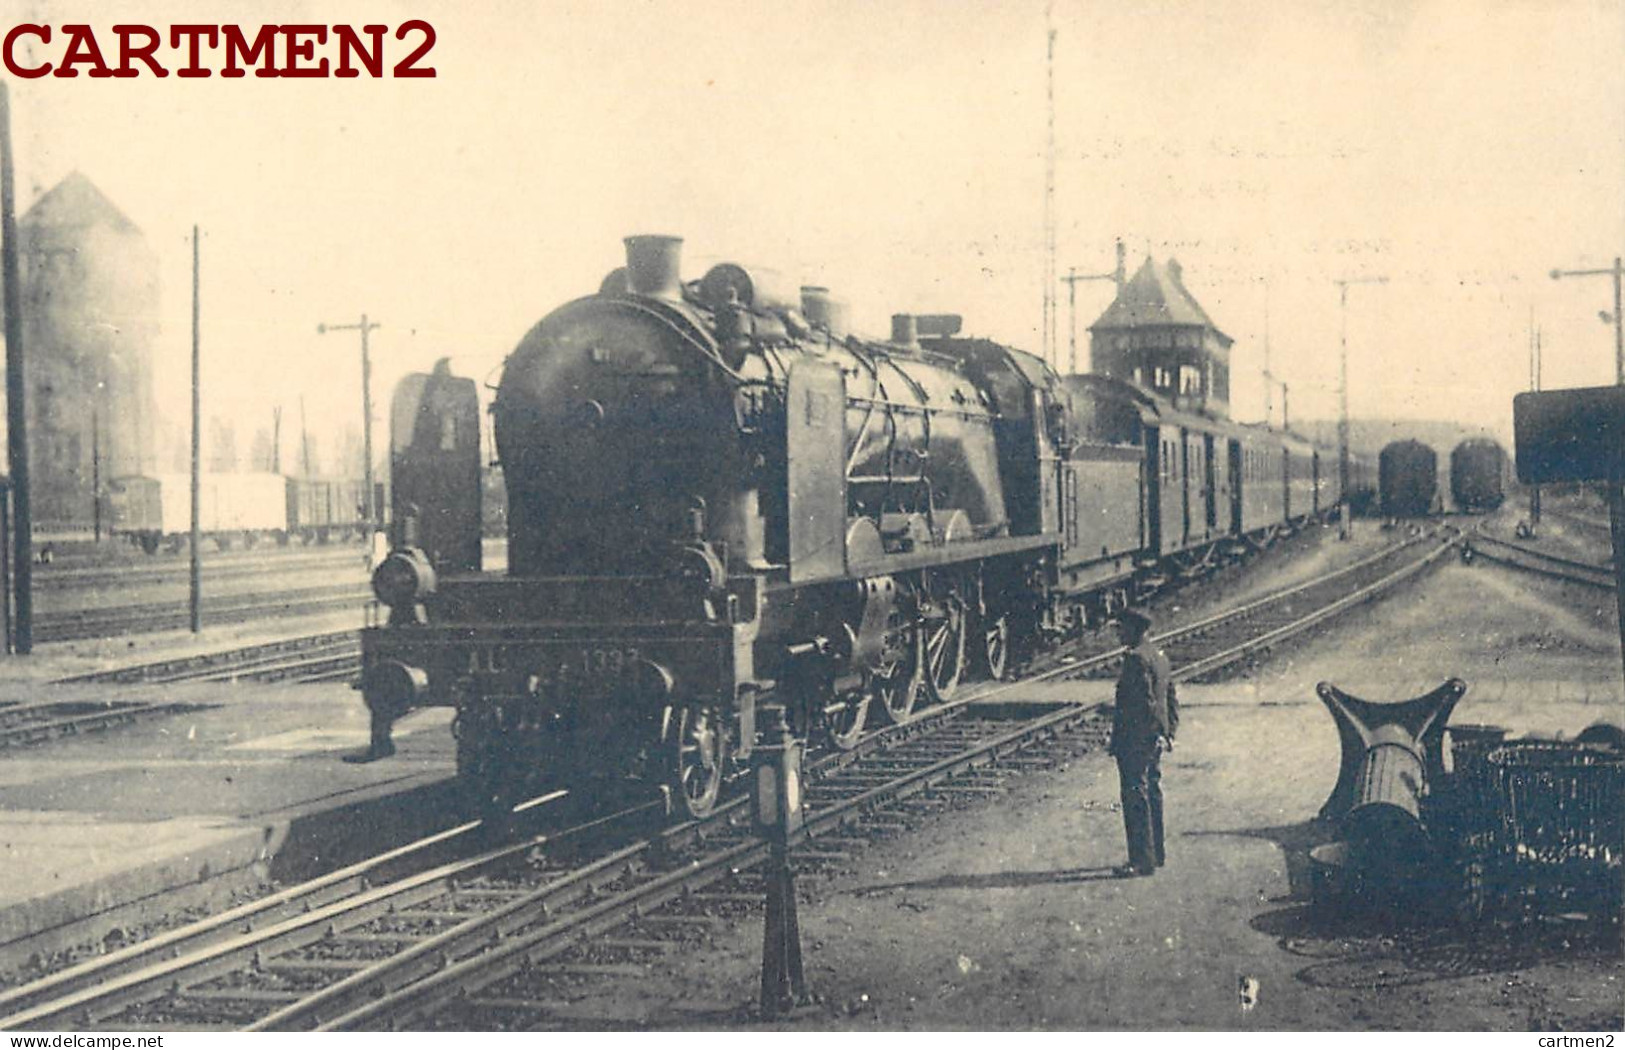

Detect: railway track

[1468,532,1613,591]
[0,634,366,753]
[0,697,216,751]
[1541,505,1612,537]
[61,631,363,687]
[0,525,1457,1032]
[10,634,366,752]
[35,585,370,644]
[37,549,368,594]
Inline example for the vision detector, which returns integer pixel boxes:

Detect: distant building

[1088,257,1232,419]
[15,172,159,535]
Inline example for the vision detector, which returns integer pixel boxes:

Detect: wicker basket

[1428,724,1512,854]
[1477,741,1624,917]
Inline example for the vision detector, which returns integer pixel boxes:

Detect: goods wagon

[108,472,288,552]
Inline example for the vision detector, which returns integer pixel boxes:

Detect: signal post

[750,701,809,1017]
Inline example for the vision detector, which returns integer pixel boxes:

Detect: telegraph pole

[299,396,311,476]
[1527,323,1540,536]
[1335,275,1388,541]
[190,226,202,633]
[91,405,100,542]
[1262,282,1274,427]
[1060,241,1124,375]
[1,81,32,654]
[1549,258,1624,384]
[317,315,381,528]
[1528,313,1542,528]
[1041,5,1058,369]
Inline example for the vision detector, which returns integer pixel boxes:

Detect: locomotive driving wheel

[668,703,726,819]
[872,627,924,725]
[825,688,869,750]
[923,591,967,703]
[979,612,1010,681]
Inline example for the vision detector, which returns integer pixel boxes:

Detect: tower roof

[1089,256,1229,342]
[20,171,140,235]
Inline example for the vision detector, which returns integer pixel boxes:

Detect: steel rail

[314,704,1104,1031]
[300,532,1456,1031]
[38,550,366,591]
[1470,533,1612,591]
[0,700,214,750]
[3,528,1452,1032]
[1174,531,1457,680]
[37,588,368,644]
[60,631,360,686]
[0,792,569,1027]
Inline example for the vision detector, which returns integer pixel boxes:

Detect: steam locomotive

[361,235,1368,817]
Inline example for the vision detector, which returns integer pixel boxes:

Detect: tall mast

[1042,3,1057,368]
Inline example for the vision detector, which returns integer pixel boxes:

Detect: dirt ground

[580,530,1625,1032]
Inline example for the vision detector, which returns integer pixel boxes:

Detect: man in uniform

[1107,608,1178,877]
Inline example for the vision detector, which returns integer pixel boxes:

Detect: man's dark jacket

[1110,641,1178,753]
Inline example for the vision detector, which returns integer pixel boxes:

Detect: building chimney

[623,235,684,301]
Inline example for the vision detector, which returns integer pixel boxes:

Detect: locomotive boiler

[363,236,1061,816]
[361,233,1360,820]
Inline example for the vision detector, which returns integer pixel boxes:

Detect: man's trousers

[1116,745,1165,871]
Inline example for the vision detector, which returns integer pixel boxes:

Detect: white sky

[7,0,1624,455]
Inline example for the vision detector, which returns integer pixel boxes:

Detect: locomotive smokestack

[623,235,684,301]
[891,313,918,347]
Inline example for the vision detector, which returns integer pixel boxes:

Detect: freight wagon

[108,473,375,552]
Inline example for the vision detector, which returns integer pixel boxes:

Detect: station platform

[0,664,455,974]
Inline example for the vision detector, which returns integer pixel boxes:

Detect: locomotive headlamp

[371,548,437,608]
